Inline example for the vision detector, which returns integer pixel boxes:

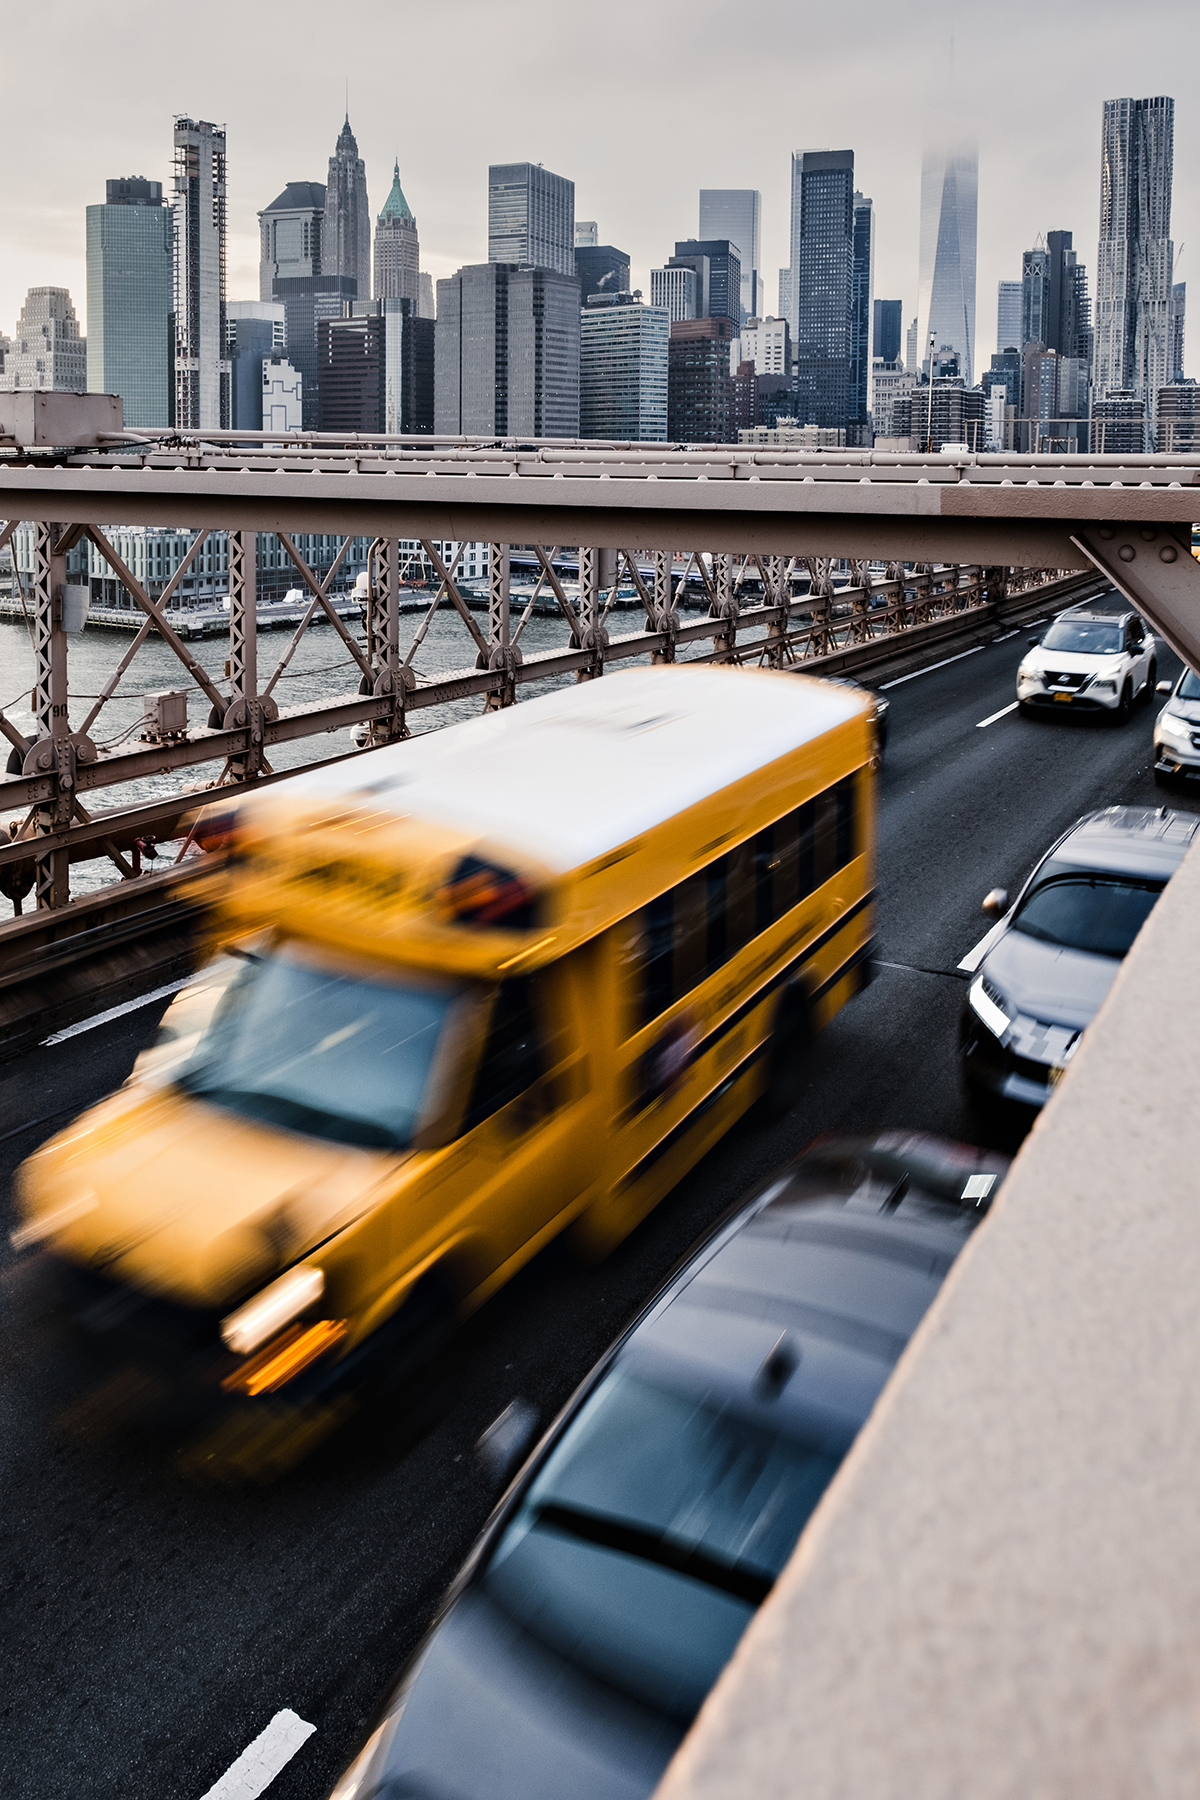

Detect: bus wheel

[760,993,812,1121]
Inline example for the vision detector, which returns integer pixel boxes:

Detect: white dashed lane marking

[977,701,1020,728]
[198,1710,316,1800]
[879,646,983,689]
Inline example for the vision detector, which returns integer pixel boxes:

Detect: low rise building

[738,423,846,448]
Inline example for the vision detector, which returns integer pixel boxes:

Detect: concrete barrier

[656,835,1200,1799]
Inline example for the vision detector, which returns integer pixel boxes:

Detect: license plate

[1053,692,1073,703]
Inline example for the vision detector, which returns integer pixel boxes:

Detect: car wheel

[1111,681,1133,727]
[1153,766,1175,790]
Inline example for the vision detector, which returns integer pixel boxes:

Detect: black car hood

[369,1587,682,1800]
[982,928,1119,1031]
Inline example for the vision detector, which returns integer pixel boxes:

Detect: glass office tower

[487,164,575,277]
[86,179,173,427]
[1095,95,1174,442]
[699,190,761,319]
[917,138,978,384]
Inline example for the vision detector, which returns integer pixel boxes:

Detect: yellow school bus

[16,666,876,1430]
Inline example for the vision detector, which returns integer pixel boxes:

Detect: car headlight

[221,1264,325,1355]
[1090,679,1117,693]
[1158,710,1192,743]
[969,975,1011,1038]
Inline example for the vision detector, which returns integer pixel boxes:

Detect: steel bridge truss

[0,519,1065,913]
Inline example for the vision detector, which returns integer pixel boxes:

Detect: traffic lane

[873,635,1193,975]
[0,966,982,1800]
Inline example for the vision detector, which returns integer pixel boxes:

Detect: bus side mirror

[1157,680,1173,694]
[982,888,1008,918]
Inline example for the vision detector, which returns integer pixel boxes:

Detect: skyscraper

[789,150,855,430]
[487,164,575,277]
[325,114,371,302]
[172,117,229,429]
[580,295,669,441]
[318,312,386,432]
[575,221,599,248]
[668,318,736,442]
[699,190,761,319]
[671,241,742,328]
[651,265,698,322]
[86,178,173,426]
[374,161,419,305]
[1021,244,1051,349]
[575,243,631,303]
[850,192,875,444]
[1170,281,1186,381]
[1095,95,1174,440]
[381,299,434,435]
[0,288,87,392]
[258,182,325,300]
[873,300,903,366]
[435,263,580,435]
[917,137,978,384]
[996,280,1022,353]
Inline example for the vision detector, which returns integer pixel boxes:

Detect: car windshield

[1177,670,1200,702]
[480,1368,843,1723]
[1040,618,1123,655]
[1011,874,1163,959]
[179,948,461,1149]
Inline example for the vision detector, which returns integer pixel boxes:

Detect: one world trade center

[917,138,978,386]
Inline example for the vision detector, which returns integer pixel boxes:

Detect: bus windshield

[179,949,462,1149]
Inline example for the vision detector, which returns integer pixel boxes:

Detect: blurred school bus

[16,666,877,1431]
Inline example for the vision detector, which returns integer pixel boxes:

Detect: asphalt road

[2,626,1196,1800]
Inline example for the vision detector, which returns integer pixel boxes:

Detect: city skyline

[1,0,1195,381]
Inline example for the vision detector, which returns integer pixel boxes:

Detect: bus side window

[834,772,858,868]
[708,840,756,974]
[462,978,545,1132]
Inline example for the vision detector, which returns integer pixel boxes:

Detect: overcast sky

[1,0,1196,374]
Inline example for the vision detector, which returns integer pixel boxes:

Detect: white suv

[1153,665,1200,787]
[1016,595,1157,726]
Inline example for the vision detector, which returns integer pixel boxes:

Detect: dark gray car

[960,805,1198,1112]
[328,1134,1004,1800]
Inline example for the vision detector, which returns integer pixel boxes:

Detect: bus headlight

[221,1265,325,1356]
[969,976,1011,1039]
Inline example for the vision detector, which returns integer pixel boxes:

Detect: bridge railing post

[28,520,71,909]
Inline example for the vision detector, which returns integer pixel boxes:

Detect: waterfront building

[651,264,698,323]
[575,244,631,303]
[699,190,761,318]
[579,294,669,441]
[1095,95,1174,443]
[318,311,386,432]
[917,137,978,384]
[435,262,580,436]
[258,182,324,301]
[1157,380,1198,453]
[732,316,790,376]
[382,297,434,434]
[325,114,372,303]
[671,240,741,327]
[173,118,229,428]
[0,288,87,392]
[374,160,420,306]
[85,178,172,426]
[488,163,575,277]
[850,192,875,444]
[261,357,303,433]
[997,279,1022,353]
[873,300,902,367]
[788,150,855,430]
[667,316,735,442]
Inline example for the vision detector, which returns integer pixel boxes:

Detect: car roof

[1061,590,1142,625]
[1053,805,1199,880]
[618,1151,983,1444]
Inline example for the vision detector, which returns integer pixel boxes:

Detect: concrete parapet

[656,835,1200,1798]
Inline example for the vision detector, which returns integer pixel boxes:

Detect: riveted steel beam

[1070,524,1200,672]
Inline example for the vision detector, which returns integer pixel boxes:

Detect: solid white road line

[198,1710,316,1800]
[40,976,193,1047]
[977,701,1020,728]
[879,645,984,690]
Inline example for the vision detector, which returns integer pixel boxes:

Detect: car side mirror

[476,1397,539,1484]
[1157,680,1173,694]
[1027,637,1040,649]
[981,888,1008,918]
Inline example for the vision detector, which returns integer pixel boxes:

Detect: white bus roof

[283,666,866,873]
